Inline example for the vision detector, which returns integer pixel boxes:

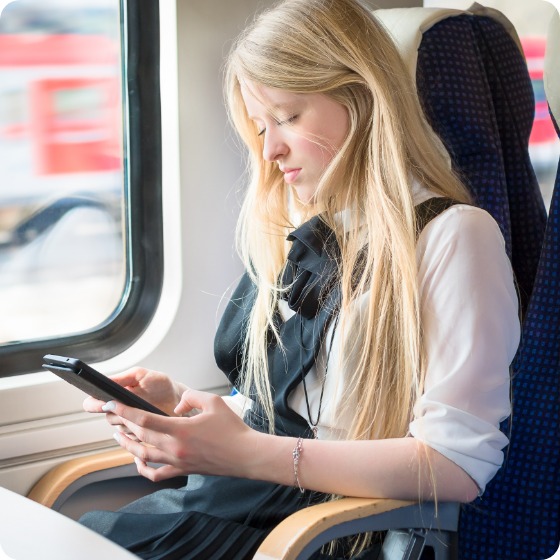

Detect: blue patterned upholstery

[417,15,547,318]
[458,114,560,560]
[416,14,558,560]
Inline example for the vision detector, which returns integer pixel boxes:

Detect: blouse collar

[290,177,436,237]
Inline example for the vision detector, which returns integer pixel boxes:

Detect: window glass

[423,0,560,209]
[0,0,126,344]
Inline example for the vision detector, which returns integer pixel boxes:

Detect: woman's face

[241,82,349,204]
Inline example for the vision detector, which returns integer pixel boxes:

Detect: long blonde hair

[225,0,471,473]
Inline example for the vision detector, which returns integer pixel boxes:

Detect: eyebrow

[247,102,296,121]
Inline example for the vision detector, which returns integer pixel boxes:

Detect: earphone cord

[300,310,340,438]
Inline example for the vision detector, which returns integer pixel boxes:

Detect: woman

[80,0,520,558]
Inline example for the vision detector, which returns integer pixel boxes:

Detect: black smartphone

[42,355,169,417]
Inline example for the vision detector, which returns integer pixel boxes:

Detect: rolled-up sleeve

[408,205,520,495]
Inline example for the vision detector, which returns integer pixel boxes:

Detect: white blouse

[223,187,520,495]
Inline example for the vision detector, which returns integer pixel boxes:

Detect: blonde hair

[225,0,471,509]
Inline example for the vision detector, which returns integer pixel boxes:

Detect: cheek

[297,116,348,174]
[296,136,337,172]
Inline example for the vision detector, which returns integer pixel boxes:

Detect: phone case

[42,355,169,416]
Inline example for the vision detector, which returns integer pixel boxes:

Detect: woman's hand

[100,390,480,501]
[83,367,187,441]
[106,389,260,482]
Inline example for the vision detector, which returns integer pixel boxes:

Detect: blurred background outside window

[424,0,560,209]
[0,0,125,346]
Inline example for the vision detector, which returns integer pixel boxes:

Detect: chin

[293,185,317,205]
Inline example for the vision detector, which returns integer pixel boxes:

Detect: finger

[134,458,185,483]
[104,401,181,450]
[107,415,140,441]
[113,433,173,464]
[83,396,107,413]
[102,401,170,433]
[105,412,125,426]
[116,414,174,448]
[108,368,143,388]
[174,389,223,416]
[116,424,135,435]
[118,426,140,442]
[106,413,137,441]
[115,422,140,441]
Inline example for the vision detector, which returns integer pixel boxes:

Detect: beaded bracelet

[293,437,304,493]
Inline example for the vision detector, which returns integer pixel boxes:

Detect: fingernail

[113,432,121,444]
[134,457,141,465]
[102,401,116,412]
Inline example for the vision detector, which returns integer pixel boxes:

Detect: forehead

[240,81,304,119]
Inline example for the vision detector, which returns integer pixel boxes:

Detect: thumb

[174,389,219,416]
[83,396,107,413]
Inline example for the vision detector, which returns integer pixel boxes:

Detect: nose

[262,128,289,163]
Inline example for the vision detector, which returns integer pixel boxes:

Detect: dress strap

[415,197,468,238]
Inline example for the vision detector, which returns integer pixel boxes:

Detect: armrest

[254,498,413,560]
[28,448,134,508]
[254,498,461,560]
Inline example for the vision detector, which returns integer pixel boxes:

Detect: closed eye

[257,115,298,137]
[277,115,298,126]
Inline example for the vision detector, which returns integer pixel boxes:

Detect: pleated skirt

[79,473,382,560]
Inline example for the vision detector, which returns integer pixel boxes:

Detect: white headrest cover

[545,9,560,126]
[374,4,525,85]
[467,3,525,58]
[374,7,467,82]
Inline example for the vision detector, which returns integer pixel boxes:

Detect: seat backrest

[376,7,554,558]
[377,6,546,319]
[457,10,560,560]
[415,10,547,319]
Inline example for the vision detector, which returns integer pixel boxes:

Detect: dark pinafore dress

[79,198,462,560]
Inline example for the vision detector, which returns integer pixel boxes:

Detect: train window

[0,0,164,377]
[424,0,560,209]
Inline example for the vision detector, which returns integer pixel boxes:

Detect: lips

[281,167,301,184]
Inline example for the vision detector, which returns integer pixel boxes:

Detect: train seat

[26,5,557,560]
[414,3,547,319]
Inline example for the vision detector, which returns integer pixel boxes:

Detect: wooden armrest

[28,448,135,508]
[254,497,414,560]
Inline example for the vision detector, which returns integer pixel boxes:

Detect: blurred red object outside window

[521,37,557,148]
[30,77,120,174]
[0,34,121,175]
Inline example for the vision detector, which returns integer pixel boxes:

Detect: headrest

[373,7,466,80]
[467,3,524,57]
[544,9,560,125]
[374,3,524,84]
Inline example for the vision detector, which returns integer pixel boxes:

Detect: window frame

[0,0,164,378]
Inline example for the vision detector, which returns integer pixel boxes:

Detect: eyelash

[258,115,298,136]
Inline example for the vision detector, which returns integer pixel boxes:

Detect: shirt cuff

[409,409,509,495]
